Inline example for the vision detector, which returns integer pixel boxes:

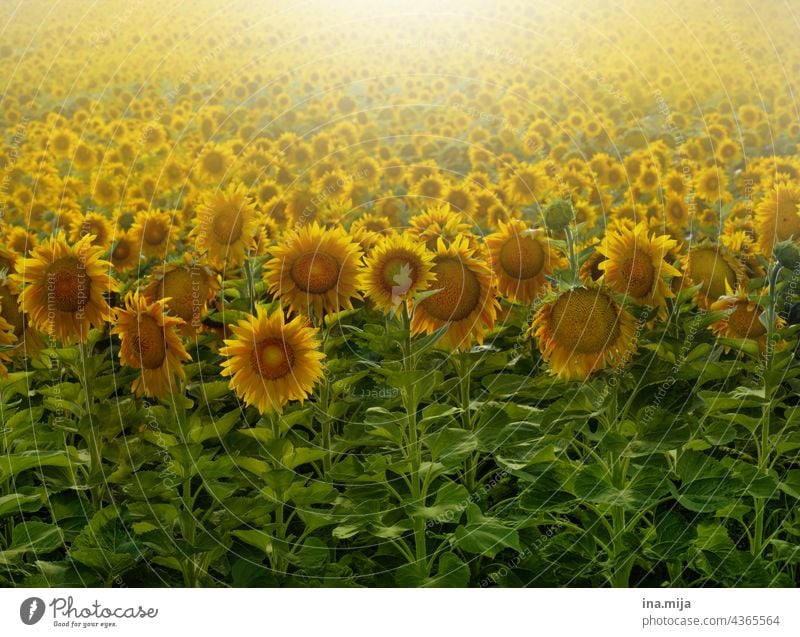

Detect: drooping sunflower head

[219,305,325,414]
[532,285,638,380]
[410,235,498,351]
[190,185,257,271]
[12,233,120,343]
[360,233,435,315]
[754,181,800,258]
[264,222,363,319]
[144,258,221,333]
[112,291,191,399]
[486,219,566,305]
[598,221,681,312]
[681,243,744,309]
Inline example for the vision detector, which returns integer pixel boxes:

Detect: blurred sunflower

[598,221,680,313]
[68,212,113,249]
[144,259,220,334]
[486,220,565,305]
[190,186,257,270]
[408,205,474,251]
[411,235,498,351]
[13,233,119,343]
[755,181,800,258]
[265,222,363,318]
[220,305,325,414]
[130,209,178,260]
[0,311,15,377]
[360,233,435,315]
[532,285,637,380]
[112,292,191,399]
[108,231,140,273]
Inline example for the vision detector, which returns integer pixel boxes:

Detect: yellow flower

[190,186,257,270]
[144,258,221,334]
[360,233,435,315]
[681,244,744,309]
[0,307,17,377]
[108,231,140,274]
[264,222,363,318]
[709,286,776,353]
[532,286,637,380]
[112,292,191,399]
[12,233,119,343]
[598,221,681,313]
[755,181,800,258]
[411,235,498,351]
[129,209,177,260]
[220,305,325,414]
[68,212,114,249]
[486,220,565,305]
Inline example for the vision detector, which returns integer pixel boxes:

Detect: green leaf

[0,521,65,564]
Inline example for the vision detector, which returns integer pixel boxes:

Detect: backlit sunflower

[411,235,498,351]
[144,258,221,334]
[112,292,191,399]
[408,205,474,251]
[68,212,113,249]
[219,305,325,414]
[532,285,637,380]
[486,220,565,305]
[598,221,681,313]
[681,243,744,308]
[755,181,800,258]
[265,222,363,319]
[709,285,777,353]
[129,209,177,259]
[190,186,257,271]
[12,233,119,343]
[360,233,435,315]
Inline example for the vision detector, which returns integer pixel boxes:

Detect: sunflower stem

[243,258,257,316]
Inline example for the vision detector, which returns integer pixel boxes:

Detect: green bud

[774,239,800,270]
[542,199,574,232]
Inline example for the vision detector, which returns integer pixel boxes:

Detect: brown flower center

[621,251,655,298]
[112,240,131,262]
[143,220,169,246]
[211,206,243,244]
[550,288,620,354]
[421,256,481,322]
[46,257,89,313]
[499,235,544,279]
[131,314,166,369]
[727,302,767,339]
[689,248,736,301]
[161,267,209,324]
[290,252,339,294]
[251,338,294,380]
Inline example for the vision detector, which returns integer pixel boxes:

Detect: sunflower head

[486,220,566,305]
[682,244,744,309]
[144,258,221,333]
[220,305,325,414]
[411,235,498,351]
[755,181,800,258]
[190,185,257,270]
[112,291,191,399]
[709,285,779,354]
[360,233,435,315]
[532,285,638,380]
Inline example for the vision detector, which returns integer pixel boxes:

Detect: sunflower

[129,209,177,260]
[754,181,800,258]
[664,194,690,232]
[411,235,498,351]
[197,144,232,183]
[408,205,474,251]
[360,234,435,315]
[0,274,43,358]
[486,220,565,305]
[598,221,681,313]
[190,186,257,271]
[681,244,744,308]
[532,285,638,380]
[504,164,550,205]
[68,212,113,249]
[694,166,728,202]
[144,259,221,333]
[12,233,119,343]
[264,222,363,319]
[108,231,140,273]
[112,292,191,399]
[219,305,325,414]
[0,311,15,378]
[709,285,776,353]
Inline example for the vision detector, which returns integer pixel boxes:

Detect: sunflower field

[1,0,800,589]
